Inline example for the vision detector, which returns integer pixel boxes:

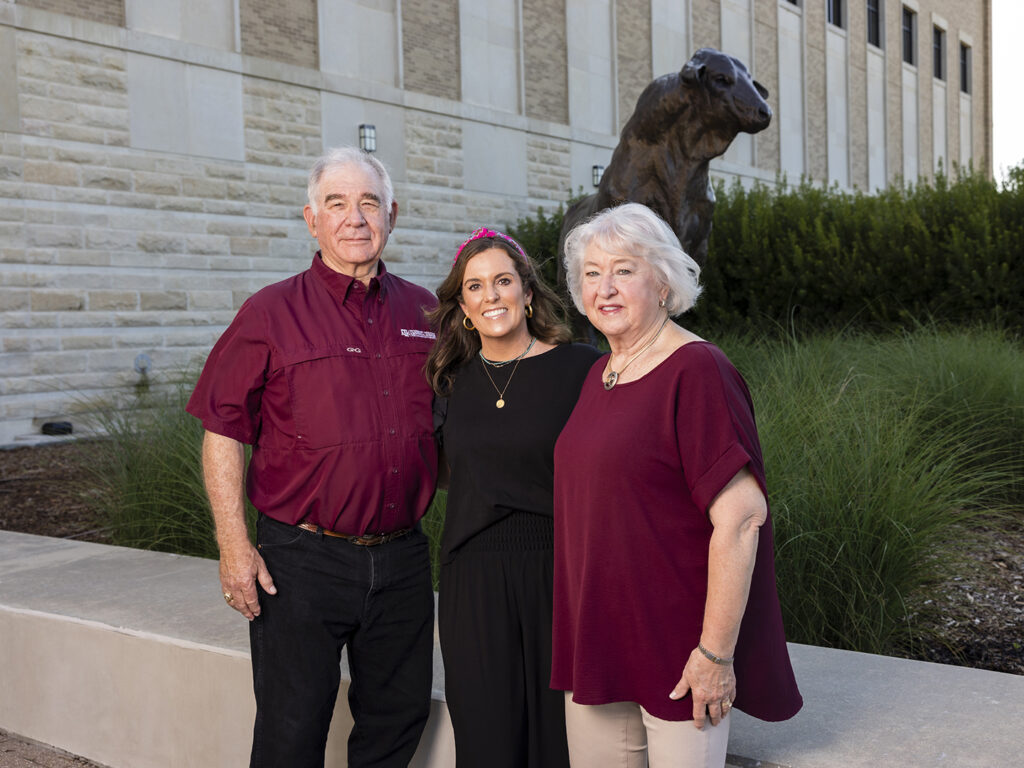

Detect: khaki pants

[564,694,731,768]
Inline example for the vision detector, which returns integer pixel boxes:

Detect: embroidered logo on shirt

[347,347,362,353]
[400,329,436,340]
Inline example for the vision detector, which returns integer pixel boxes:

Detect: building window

[960,42,971,93]
[867,0,882,47]
[828,0,844,28]
[902,7,916,65]
[784,0,799,5]
[933,27,945,80]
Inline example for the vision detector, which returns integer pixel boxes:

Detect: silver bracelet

[697,642,734,665]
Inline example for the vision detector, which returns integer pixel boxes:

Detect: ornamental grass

[721,326,1022,654]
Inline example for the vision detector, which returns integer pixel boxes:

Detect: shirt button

[367,317,374,324]
[375,353,381,359]
[383,389,389,396]
[387,503,395,509]
[389,428,396,435]
[391,467,398,474]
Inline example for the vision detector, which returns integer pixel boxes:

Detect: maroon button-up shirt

[186,255,439,534]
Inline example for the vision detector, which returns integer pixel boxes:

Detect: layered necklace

[603,315,670,391]
[479,336,536,408]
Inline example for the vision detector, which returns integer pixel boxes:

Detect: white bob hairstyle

[306,146,395,214]
[562,202,703,317]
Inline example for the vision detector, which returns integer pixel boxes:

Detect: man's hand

[202,431,277,621]
[219,538,276,620]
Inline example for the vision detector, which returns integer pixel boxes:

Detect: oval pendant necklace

[604,315,669,391]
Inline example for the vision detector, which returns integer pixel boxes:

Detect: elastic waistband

[460,511,554,552]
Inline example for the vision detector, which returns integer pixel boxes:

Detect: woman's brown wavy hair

[425,235,571,396]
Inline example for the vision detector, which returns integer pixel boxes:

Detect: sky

[992,0,1023,183]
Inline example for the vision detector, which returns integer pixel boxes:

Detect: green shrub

[507,166,1024,337]
[507,205,565,292]
[695,168,1024,334]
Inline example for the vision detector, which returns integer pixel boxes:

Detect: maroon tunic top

[551,341,802,722]
[186,255,438,534]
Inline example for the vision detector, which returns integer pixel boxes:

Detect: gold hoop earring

[658,299,666,308]
[525,304,533,319]
[462,316,476,331]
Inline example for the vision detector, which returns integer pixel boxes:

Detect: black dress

[437,342,601,768]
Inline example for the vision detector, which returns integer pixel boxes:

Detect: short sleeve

[186,300,270,444]
[675,344,763,514]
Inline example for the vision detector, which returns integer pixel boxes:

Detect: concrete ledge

[0,531,453,768]
[1,531,1021,767]
[729,644,1024,767]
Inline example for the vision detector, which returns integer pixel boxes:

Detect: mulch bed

[0,442,113,543]
[1,442,1021,675]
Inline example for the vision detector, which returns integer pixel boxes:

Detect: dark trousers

[438,514,570,768]
[250,515,434,768]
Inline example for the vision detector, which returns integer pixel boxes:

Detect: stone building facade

[0,0,993,442]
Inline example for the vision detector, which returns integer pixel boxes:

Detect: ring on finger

[223,592,234,603]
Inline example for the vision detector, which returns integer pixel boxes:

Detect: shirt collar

[311,253,391,303]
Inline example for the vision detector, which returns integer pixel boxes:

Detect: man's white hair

[306,147,395,213]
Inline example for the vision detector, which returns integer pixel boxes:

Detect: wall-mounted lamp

[592,164,605,187]
[358,124,377,153]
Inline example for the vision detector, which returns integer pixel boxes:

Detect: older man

[187,147,438,767]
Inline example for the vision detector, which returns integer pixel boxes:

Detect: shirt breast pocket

[279,347,376,450]
[389,337,435,435]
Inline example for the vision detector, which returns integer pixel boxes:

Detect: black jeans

[249,515,434,768]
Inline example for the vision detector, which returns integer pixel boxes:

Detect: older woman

[552,204,802,767]
[426,228,601,767]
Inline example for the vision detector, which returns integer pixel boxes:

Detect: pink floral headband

[453,227,528,265]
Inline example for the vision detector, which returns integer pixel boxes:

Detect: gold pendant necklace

[480,337,534,408]
[604,315,669,391]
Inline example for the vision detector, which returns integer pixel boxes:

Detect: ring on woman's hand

[722,700,732,710]
[224,592,234,603]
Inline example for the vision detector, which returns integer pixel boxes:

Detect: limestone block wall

[616,0,653,133]
[405,114,464,191]
[804,1,828,183]
[754,1,780,174]
[885,0,905,185]
[240,0,318,69]
[691,0,721,50]
[15,0,123,27]
[0,0,994,443]
[848,1,869,190]
[402,0,460,101]
[527,136,572,202]
[17,32,129,148]
[524,0,569,124]
[935,0,992,173]
[0,3,590,442]
[243,79,322,168]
